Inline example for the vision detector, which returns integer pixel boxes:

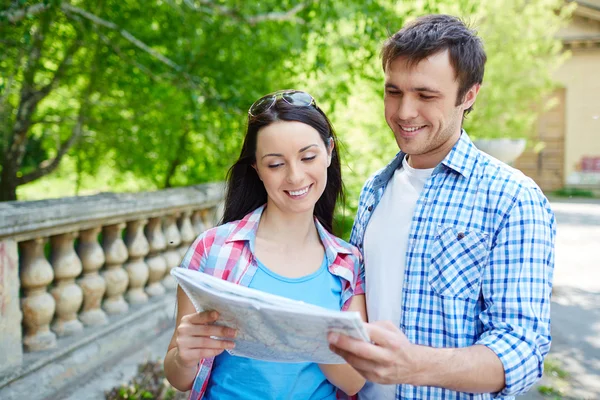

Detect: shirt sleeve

[475,185,556,397]
[179,232,209,272]
[352,246,366,296]
[349,176,375,248]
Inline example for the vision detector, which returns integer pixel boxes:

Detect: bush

[105,361,187,400]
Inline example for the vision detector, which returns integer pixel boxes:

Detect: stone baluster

[191,210,207,236]
[76,227,108,326]
[19,238,57,351]
[144,217,167,297]
[49,232,84,336]
[202,208,217,229]
[162,214,181,289]
[124,219,150,304]
[178,211,196,257]
[101,223,129,314]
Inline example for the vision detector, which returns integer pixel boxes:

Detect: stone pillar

[124,219,150,304]
[0,239,23,374]
[202,208,217,229]
[177,211,196,257]
[50,232,84,336]
[162,214,181,289]
[144,217,167,297]
[101,223,129,314]
[191,210,207,236]
[76,227,108,326]
[19,238,57,352]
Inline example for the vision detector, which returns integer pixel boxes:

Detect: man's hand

[328,321,423,385]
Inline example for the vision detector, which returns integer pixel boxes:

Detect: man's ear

[461,83,481,111]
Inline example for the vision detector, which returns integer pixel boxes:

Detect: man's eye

[420,94,435,100]
[386,90,401,96]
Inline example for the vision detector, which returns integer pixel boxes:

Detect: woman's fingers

[179,322,237,339]
[177,335,236,350]
[186,310,219,325]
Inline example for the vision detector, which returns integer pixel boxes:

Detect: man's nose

[397,97,419,121]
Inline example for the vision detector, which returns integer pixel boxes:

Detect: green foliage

[1,0,573,204]
[105,360,187,400]
[537,385,564,399]
[544,358,570,380]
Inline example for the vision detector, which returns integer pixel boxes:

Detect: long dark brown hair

[221,99,343,233]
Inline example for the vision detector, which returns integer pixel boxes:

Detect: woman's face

[254,120,332,216]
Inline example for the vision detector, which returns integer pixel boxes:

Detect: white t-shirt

[359,156,434,400]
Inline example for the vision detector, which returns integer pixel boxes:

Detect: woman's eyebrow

[261,144,319,159]
[299,144,318,153]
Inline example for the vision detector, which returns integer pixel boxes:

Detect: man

[328,14,556,400]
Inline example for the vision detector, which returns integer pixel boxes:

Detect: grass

[105,360,187,400]
[551,187,597,199]
[537,358,571,399]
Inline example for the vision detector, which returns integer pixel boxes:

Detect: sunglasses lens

[282,91,313,106]
[249,95,275,116]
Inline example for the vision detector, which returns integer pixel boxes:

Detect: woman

[164,90,366,399]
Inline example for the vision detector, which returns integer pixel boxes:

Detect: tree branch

[30,115,78,126]
[247,3,307,25]
[36,34,82,99]
[189,1,308,25]
[0,3,51,24]
[17,111,83,185]
[61,3,183,71]
[5,13,53,172]
[95,29,174,83]
[7,2,185,72]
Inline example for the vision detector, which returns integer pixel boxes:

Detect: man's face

[384,50,479,169]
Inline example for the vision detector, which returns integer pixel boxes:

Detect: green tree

[0,0,395,201]
[0,0,573,203]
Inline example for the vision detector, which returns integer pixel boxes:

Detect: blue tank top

[205,255,342,400]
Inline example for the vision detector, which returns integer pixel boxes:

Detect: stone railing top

[0,182,225,241]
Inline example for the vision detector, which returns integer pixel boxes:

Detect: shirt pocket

[428,225,489,300]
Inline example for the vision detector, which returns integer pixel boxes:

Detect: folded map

[171,267,369,364]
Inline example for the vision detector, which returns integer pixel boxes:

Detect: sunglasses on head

[248,90,316,117]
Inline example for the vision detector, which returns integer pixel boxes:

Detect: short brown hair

[382,14,486,115]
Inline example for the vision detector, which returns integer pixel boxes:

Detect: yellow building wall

[553,12,600,188]
[554,49,600,185]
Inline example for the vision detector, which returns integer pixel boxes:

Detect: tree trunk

[0,167,18,202]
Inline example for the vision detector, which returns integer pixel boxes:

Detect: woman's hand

[173,310,237,368]
[165,287,238,391]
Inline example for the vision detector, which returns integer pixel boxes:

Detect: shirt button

[367,205,373,212]
[457,232,465,240]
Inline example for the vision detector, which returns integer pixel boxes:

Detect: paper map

[171,267,369,364]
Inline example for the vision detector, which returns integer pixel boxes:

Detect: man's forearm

[412,344,505,393]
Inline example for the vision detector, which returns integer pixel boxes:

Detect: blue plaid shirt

[350,132,556,399]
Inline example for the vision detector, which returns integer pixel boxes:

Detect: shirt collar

[438,130,478,179]
[225,204,353,260]
[373,130,478,191]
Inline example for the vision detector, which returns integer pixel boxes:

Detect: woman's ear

[327,137,335,167]
[252,163,262,181]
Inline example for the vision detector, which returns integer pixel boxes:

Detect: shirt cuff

[476,328,546,397]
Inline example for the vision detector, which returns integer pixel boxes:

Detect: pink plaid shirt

[179,204,365,399]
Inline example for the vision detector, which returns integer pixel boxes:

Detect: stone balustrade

[0,183,224,385]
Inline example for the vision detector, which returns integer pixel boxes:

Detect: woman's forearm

[164,347,200,392]
[319,363,366,395]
